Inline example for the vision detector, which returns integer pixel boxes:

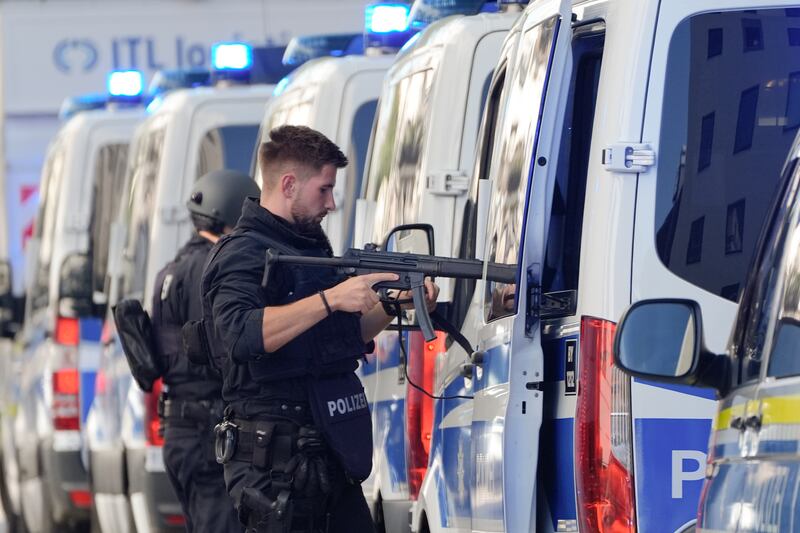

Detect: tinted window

[365,69,434,244]
[90,143,129,299]
[484,17,558,321]
[732,156,800,381]
[542,27,604,298]
[196,125,259,179]
[656,9,799,303]
[122,125,166,298]
[31,140,67,311]
[342,99,378,247]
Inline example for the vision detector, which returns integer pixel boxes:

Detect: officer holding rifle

[200,125,438,532]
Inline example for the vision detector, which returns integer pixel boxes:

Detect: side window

[342,99,378,247]
[366,70,434,244]
[542,26,605,305]
[90,143,129,300]
[32,141,66,311]
[484,17,559,322]
[655,9,800,303]
[196,124,259,179]
[122,125,166,298]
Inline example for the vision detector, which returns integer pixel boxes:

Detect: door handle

[745,414,762,430]
[730,416,744,430]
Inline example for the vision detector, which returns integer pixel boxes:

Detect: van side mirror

[614,299,729,394]
[0,261,23,338]
[59,253,94,318]
[381,223,435,255]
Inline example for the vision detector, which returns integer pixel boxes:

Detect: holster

[182,320,213,366]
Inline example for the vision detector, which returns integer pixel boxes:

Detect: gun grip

[412,285,436,342]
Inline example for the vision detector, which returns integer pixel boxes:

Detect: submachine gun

[262,244,516,343]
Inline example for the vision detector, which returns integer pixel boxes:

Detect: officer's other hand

[327,273,399,314]
[399,277,439,313]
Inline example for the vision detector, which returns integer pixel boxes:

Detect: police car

[352,2,526,531]
[351,0,800,531]
[16,71,144,532]
[93,43,270,533]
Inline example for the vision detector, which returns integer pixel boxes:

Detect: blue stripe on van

[540,417,576,528]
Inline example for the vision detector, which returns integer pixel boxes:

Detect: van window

[122,125,166,298]
[542,26,604,300]
[342,99,378,247]
[196,124,259,179]
[365,69,434,244]
[31,140,67,311]
[656,9,800,303]
[484,16,558,322]
[90,143,129,299]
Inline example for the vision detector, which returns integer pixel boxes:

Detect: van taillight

[55,316,80,346]
[576,317,636,533]
[145,378,164,447]
[405,331,443,500]
[53,367,80,431]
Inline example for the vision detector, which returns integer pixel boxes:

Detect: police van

[351,3,525,531]
[614,131,800,533]
[352,0,800,531]
[93,44,269,532]
[253,4,412,255]
[16,72,144,532]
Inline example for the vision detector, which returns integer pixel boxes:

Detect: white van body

[256,54,393,255]
[17,107,141,532]
[379,1,800,532]
[354,10,522,533]
[113,83,270,532]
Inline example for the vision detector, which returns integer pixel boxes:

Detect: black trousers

[163,425,242,532]
[224,458,375,533]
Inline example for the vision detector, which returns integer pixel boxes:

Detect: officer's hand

[398,277,439,313]
[326,273,399,314]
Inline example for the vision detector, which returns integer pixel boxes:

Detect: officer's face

[290,163,337,227]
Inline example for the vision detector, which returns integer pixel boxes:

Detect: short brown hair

[259,125,348,188]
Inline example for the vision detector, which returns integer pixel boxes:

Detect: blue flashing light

[212,42,253,71]
[366,3,411,33]
[107,70,144,98]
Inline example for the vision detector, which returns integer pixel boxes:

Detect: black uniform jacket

[151,235,221,400]
[202,198,366,417]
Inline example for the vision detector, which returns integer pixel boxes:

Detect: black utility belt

[216,417,303,468]
[161,398,223,424]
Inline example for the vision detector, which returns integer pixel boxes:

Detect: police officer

[151,169,260,533]
[201,125,438,532]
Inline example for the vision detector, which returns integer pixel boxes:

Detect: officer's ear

[280,172,297,199]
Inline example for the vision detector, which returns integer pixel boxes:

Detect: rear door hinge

[426,170,469,196]
[602,143,655,173]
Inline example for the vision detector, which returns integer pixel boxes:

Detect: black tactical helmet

[187,169,261,229]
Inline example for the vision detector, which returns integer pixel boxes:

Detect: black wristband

[319,290,333,316]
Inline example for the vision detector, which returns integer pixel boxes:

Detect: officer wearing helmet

[151,169,259,532]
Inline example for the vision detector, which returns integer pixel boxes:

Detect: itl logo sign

[672,450,707,498]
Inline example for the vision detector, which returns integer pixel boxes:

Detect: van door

[474,1,572,531]
[635,4,800,530]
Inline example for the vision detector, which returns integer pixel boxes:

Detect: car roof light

[273,76,291,97]
[107,70,144,99]
[366,3,411,33]
[408,0,507,31]
[212,42,253,71]
[59,93,107,120]
[282,33,364,67]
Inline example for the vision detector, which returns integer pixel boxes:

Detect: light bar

[211,42,253,71]
[366,3,411,34]
[107,70,144,98]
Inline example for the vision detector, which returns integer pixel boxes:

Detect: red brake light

[145,379,164,447]
[576,317,636,533]
[69,489,92,508]
[53,368,80,431]
[164,514,186,526]
[55,316,80,346]
[405,330,444,500]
